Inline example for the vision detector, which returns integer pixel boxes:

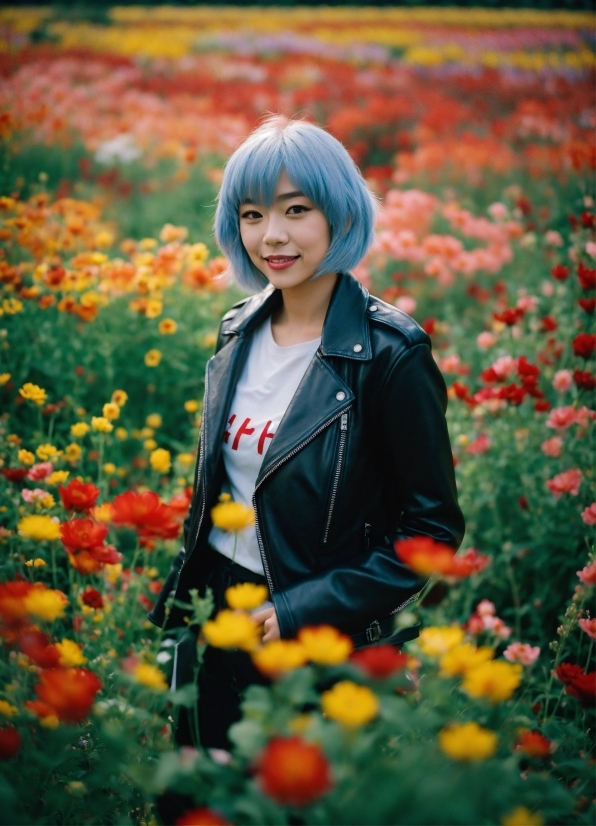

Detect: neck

[273,272,338,336]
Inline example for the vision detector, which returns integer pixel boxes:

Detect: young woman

[150,116,465,755]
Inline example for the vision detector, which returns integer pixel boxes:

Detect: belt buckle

[365,620,381,644]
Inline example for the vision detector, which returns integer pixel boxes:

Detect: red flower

[517,357,540,386]
[577,262,596,290]
[498,384,526,405]
[0,580,33,629]
[534,400,551,412]
[111,490,181,541]
[448,547,491,577]
[395,535,456,577]
[175,809,231,826]
[168,487,193,521]
[550,264,569,281]
[422,317,436,335]
[572,333,596,359]
[573,369,596,391]
[493,308,524,326]
[257,736,332,807]
[18,629,60,668]
[580,211,596,229]
[61,519,108,554]
[516,730,551,759]
[81,587,104,609]
[518,496,529,510]
[351,645,408,679]
[539,315,558,333]
[35,667,102,723]
[556,663,596,706]
[578,298,596,314]
[1,468,28,483]
[0,727,21,759]
[58,479,100,513]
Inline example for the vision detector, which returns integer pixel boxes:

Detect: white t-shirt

[208,318,321,574]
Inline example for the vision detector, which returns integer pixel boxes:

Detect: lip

[263,255,299,271]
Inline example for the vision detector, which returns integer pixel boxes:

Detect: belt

[350,617,421,649]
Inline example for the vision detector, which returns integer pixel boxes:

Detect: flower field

[0,6,594,825]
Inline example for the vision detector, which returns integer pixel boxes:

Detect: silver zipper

[390,588,424,615]
[323,412,348,544]
[189,364,209,558]
[253,406,352,593]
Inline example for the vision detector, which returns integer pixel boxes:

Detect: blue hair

[214,116,379,293]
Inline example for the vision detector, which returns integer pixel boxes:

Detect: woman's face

[238,169,331,290]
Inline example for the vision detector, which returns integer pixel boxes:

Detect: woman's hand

[252,607,280,643]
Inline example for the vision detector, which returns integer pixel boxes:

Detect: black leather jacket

[151,273,464,646]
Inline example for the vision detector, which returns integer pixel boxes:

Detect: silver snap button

[369,305,378,312]
[353,343,363,353]
[335,391,346,401]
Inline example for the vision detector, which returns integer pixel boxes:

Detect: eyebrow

[241,190,305,205]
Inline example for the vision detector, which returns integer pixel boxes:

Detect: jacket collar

[226,272,372,361]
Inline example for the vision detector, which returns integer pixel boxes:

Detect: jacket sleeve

[272,341,465,639]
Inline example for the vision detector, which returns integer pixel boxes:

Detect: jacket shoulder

[367,295,430,349]
[220,296,251,325]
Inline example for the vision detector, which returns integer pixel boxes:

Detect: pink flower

[577,560,596,586]
[394,295,417,315]
[491,355,518,381]
[488,202,508,221]
[579,618,596,640]
[552,371,573,393]
[546,406,578,430]
[545,230,563,247]
[477,331,497,350]
[503,642,540,665]
[516,295,538,313]
[482,615,512,639]
[541,436,563,458]
[21,488,48,503]
[476,599,496,617]
[26,462,53,481]
[438,353,462,373]
[574,407,596,428]
[541,281,555,297]
[581,503,596,526]
[546,468,583,498]
[586,241,596,259]
[467,435,491,455]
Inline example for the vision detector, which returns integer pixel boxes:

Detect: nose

[262,213,289,247]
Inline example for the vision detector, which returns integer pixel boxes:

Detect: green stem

[50,542,58,590]
[47,413,56,443]
[584,639,594,672]
[96,435,105,493]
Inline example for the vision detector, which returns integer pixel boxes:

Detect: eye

[287,204,310,215]
[240,209,262,220]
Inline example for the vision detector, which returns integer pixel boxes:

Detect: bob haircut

[214,116,379,293]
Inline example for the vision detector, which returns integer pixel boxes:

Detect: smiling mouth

[264,255,300,262]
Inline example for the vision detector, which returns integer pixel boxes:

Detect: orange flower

[110,490,181,541]
[0,580,34,629]
[516,730,552,759]
[35,667,102,723]
[175,809,231,826]
[395,537,489,579]
[257,735,332,807]
[58,479,100,513]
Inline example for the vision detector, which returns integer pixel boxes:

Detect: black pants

[175,545,272,751]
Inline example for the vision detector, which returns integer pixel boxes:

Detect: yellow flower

[75,408,86,417]
[252,640,308,676]
[46,471,69,485]
[102,403,120,420]
[203,333,217,348]
[111,390,128,407]
[145,299,163,319]
[115,427,128,440]
[56,639,88,667]
[184,399,199,413]
[103,562,122,585]
[0,373,11,385]
[418,626,465,658]
[150,448,171,473]
[144,438,157,451]
[210,500,255,532]
[92,503,113,523]
[321,680,379,727]
[439,644,494,678]
[146,413,162,428]
[36,444,61,461]
[17,515,61,542]
[65,443,82,464]
[226,582,269,611]
[439,722,498,761]
[139,238,157,250]
[297,625,353,665]
[94,230,113,248]
[2,298,23,314]
[501,807,544,826]
[91,416,113,433]
[144,349,162,367]
[462,661,523,703]
[160,223,188,243]
[25,558,46,567]
[40,713,60,729]
[17,449,35,466]
[19,383,47,406]
[287,714,314,734]
[177,452,194,466]
[133,663,168,690]
[23,584,68,622]
[140,427,154,438]
[0,700,17,717]
[37,494,55,510]
[70,422,90,438]
[102,463,116,475]
[203,610,260,652]
[158,318,177,335]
